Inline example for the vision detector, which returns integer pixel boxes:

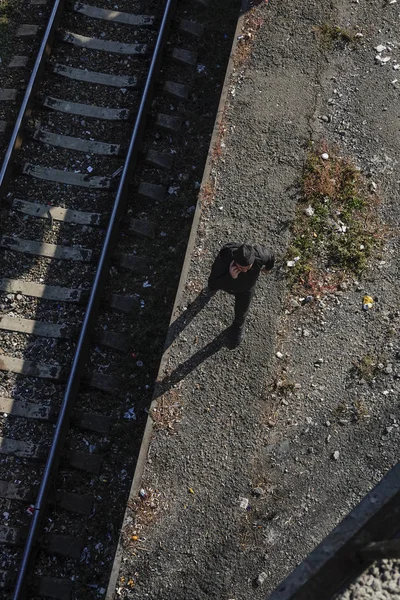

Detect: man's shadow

[155,288,227,398]
[164,288,215,352]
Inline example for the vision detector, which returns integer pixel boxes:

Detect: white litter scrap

[80,547,91,564]
[287,256,300,268]
[124,407,137,420]
[168,185,180,195]
[197,64,206,73]
[142,280,151,288]
[376,55,391,63]
[375,44,386,53]
[304,205,315,216]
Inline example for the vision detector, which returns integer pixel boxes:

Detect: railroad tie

[34,577,73,600]
[109,293,140,313]
[33,127,120,155]
[138,181,166,202]
[94,330,130,352]
[171,48,198,67]
[0,396,57,421]
[0,436,48,460]
[0,316,75,338]
[0,278,85,302]
[73,412,111,434]
[53,63,137,88]
[0,481,93,516]
[0,89,17,102]
[116,253,149,273]
[145,149,174,170]
[73,3,155,26]
[68,450,103,474]
[12,198,103,225]
[179,19,204,38]
[163,81,190,101]
[23,162,111,189]
[0,356,62,380]
[156,113,182,132]
[0,526,27,545]
[63,31,147,55]
[88,372,119,394]
[8,56,28,68]
[43,96,129,121]
[0,569,15,589]
[1,235,93,262]
[42,534,83,559]
[128,218,155,238]
[16,24,39,38]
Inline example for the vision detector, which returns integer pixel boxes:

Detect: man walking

[208,242,275,347]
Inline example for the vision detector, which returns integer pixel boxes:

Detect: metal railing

[265,463,400,600]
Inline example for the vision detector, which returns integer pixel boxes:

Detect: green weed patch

[286,145,384,294]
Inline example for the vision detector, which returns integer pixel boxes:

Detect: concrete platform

[106,0,400,598]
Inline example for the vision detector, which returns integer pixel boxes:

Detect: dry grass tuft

[151,387,183,433]
[286,143,386,295]
[234,8,264,68]
[122,487,163,555]
[200,179,216,208]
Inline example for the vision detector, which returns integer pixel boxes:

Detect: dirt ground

[111,0,400,598]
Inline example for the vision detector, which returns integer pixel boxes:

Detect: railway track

[0,0,236,596]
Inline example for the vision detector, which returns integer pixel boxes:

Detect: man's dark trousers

[231,289,255,327]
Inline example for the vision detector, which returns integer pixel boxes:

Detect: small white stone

[256,572,268,587]
[321,152,329,160]
[276,351,284,359]
[332,451,340,460]
[375,44,386,53]
[376,55,391,63]
[393,64,400,70]
[304,205,315,217]
[239,497,249,510]
[286,260,295,268]
[355,32,363,38]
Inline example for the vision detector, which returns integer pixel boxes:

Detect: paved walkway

[110,0,400,598]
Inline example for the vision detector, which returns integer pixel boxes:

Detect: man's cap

[233,244,255,267]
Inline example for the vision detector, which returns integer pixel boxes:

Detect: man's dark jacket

[208,242,275,294]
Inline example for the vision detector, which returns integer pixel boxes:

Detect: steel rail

[0,0,65,197]
[265,462,400,600]
[12,0,177,596]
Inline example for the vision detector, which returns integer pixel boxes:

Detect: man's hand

[229,261,240,279]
